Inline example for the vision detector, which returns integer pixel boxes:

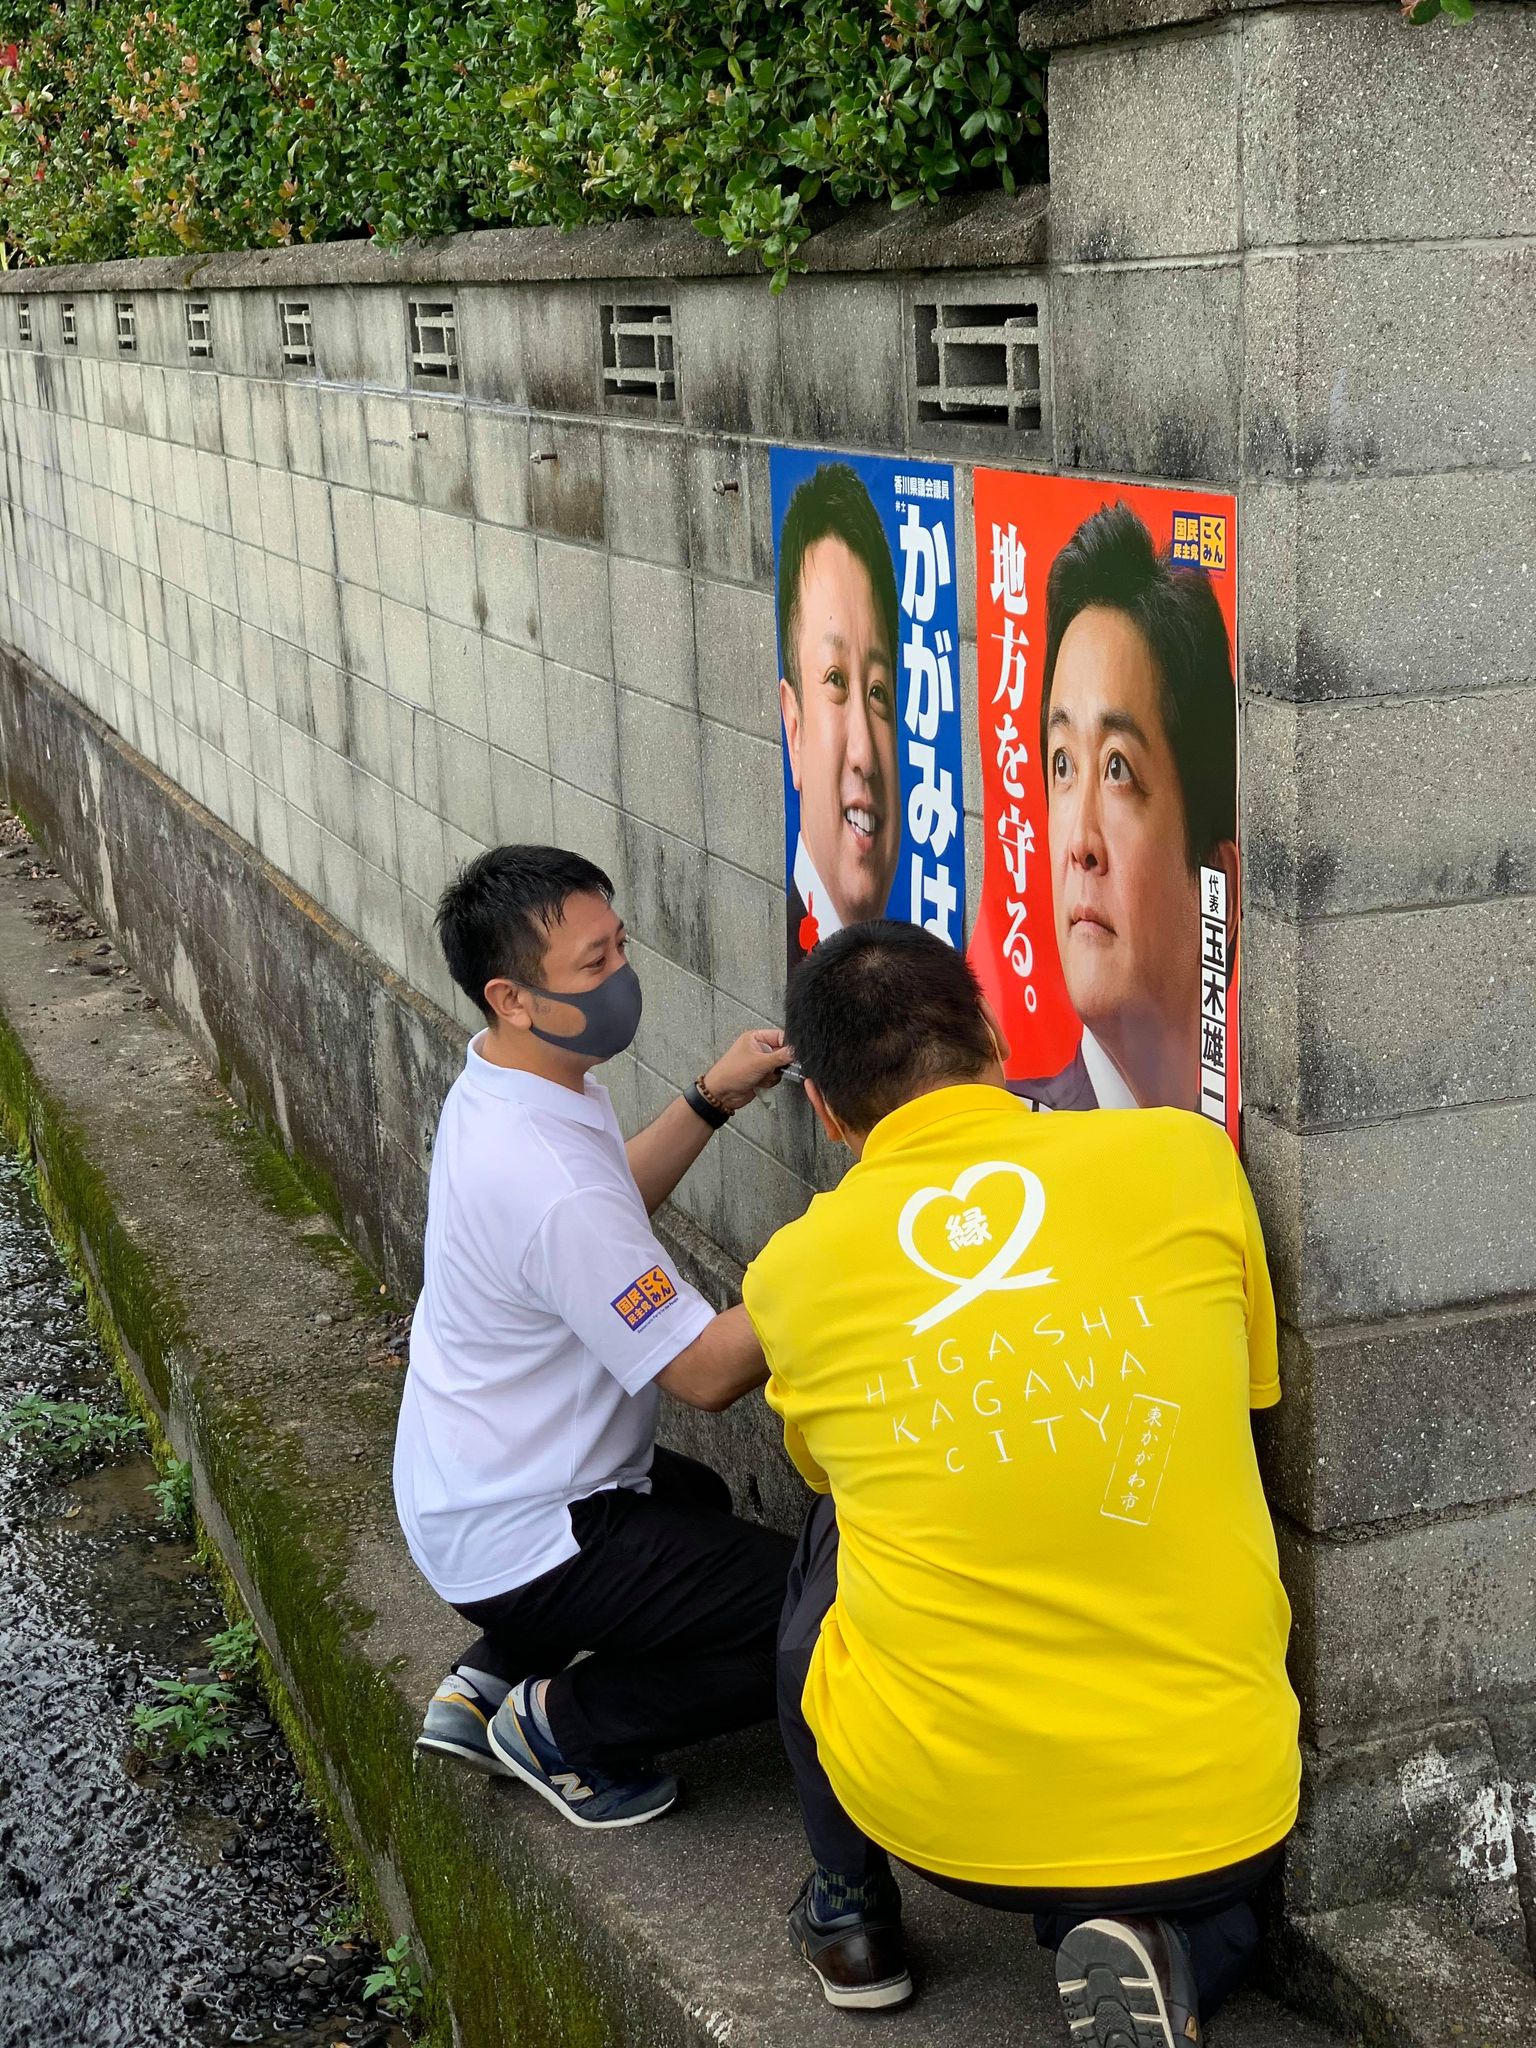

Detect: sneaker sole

[1056,1921,1181,2048]
[414,1733,512,1777]
[485,1716,677,1831]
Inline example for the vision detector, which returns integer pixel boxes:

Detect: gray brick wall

[0,258,1034,1273]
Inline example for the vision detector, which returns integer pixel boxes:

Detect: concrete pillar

[1029,0,1536,1994]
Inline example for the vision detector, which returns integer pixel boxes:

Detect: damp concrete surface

[0,1151,411,2048]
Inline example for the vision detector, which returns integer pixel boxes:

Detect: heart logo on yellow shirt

[897,1160,1056,1336]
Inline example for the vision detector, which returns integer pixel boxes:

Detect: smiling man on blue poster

[772,450,965,978]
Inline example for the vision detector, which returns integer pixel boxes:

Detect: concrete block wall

[1037,0,1536,1961]
[0,230,1043,1282]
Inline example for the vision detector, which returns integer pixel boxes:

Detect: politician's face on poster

[772,450,965,975]
[971,477,1241,1136]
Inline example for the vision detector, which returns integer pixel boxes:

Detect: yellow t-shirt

[742,1084,1299,1890]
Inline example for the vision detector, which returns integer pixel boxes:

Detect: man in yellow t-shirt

[743,922,1299,2046]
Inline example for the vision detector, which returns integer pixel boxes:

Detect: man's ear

[978,993,1012,1073]
[1214,838,1241,977]
[780,677,803,794]
[483,977,534,1032]
[803,1076,850,1150]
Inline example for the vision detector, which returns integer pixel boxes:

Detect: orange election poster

[969,474,1241,1141]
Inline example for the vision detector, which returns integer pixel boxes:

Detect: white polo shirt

[393,1035,715,1603]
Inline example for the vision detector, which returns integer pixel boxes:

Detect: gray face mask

[524,961,643,1061]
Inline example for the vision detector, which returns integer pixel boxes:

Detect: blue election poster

[771,447,965,982]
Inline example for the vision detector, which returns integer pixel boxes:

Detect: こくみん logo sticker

[611,1266,678,1332]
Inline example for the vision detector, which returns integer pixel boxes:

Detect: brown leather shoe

[787,1875,914,2010]
[1055,1915,1201,2048]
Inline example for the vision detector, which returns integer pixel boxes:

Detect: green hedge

[0,1,1046,286]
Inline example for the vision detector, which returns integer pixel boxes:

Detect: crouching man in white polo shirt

[394,843,797,1829]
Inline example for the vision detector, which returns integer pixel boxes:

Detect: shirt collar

[793,836,845,942]
[462,1032,608,1129]
[1078,1027,1138,1110]
[859,1082,1029,1164]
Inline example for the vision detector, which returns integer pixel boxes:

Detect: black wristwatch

[684,1077,732,1130]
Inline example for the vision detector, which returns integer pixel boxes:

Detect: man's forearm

[655,1304,768,1413]
[626,1093,714,1216]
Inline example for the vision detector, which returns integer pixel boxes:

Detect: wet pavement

[0,1152,413,2048]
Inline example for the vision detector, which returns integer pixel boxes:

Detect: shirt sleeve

[1234,1154,1281,1410]
[745,1250,832,1494]
[523,1185,715,1397]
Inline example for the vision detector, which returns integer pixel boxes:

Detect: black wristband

[683,1081,731,1131]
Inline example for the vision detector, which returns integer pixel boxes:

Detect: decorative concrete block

[466,405,531,532]
[700,719,781,887]
[1245,243,1536,479]
[257,467,297,561]
[1281,1501,1536,1742]
[529,416,604,545]
[1240,470,1536,705]
[393,794,448,907]
[623,815,710,982]
[483,637,548,769]
[1259,1297,1536,1534]
[427,616,487,739]
[544,662,619,802]
[1245,686,1536,926]
[1245,1099,1536,1330]
[1243,7,1536,251]
[616,688,704,841]
[290,474,333,575]
[517,281,598,415]
[1053,260,1242,481]
[537,540,612,678]
[330,486,378,592]
[433,725,495,848]
[299,567,343,671]
[339,583,387,689]
[611,556,696,711]
[476,523,540,653]
[372,495,425,613]
[778,277,905,452]
[490,748,555,847]
[421,508,479,629]
[1049,27,1241,260]
[364,391,418,502]
[603,426,690,570]
[412,396,474,518]
[691,577,779,742]
[551,779,625,899]
[675,280,784,439]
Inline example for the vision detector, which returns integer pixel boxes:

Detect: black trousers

[453,1447,795,1773]
[777,1497,1279,2020]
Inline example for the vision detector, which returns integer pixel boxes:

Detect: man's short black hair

[787,921,994,1134]
[776,462,900,697]
[436,845,613,1020]
[1039,502,1236,869]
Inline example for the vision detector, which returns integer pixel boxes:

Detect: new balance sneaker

[787,1873,914,2011]
[1055,1916,1201,2048]
[415,1670,513,1776]
[485,1678,678,1830]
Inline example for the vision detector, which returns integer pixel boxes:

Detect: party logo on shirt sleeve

[611,1265,678,1332]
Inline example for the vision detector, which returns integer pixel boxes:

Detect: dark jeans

[777,1496,1280,2020]
[453,1447,795,1774]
